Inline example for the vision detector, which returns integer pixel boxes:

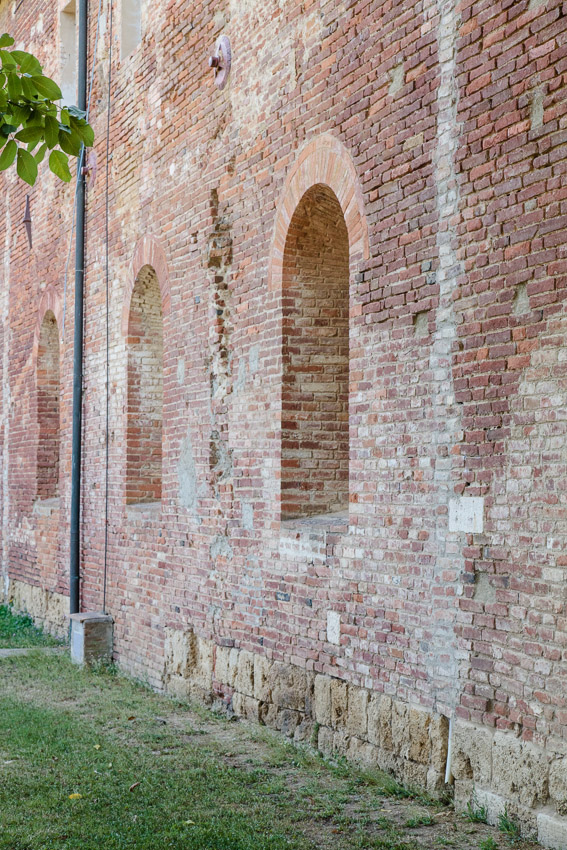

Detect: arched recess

[269,134,369,521]
[123,236,170,506]
[36,310,61,499]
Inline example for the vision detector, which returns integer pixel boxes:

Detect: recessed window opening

[281,184,350,521]
[121,0,142,60]
[37,311,60,500]
[60,0,77,107]
[126,265,163,505]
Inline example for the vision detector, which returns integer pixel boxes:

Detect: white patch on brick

[327,611,341,645]
[449,497,484,534]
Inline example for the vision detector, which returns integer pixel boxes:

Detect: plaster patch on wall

[242,502,254,531]
[449,497,484,534]
[389,63,405,96]
[530,87,545,130]
[178,426,198,511]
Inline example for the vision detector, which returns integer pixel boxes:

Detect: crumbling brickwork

[1,0,567,845]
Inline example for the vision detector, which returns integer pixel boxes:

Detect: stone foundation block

[452,719,492,785]
[254,654,272,702]
[269,662,307,711]
[330,678,348,728]
[236,649,255,697]
[313,674,332,726]
[408,708,431,765]
[346,685,368,738]
[492,731,550,809]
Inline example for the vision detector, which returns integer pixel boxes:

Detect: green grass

[0,604,63,648]
[498,807,521,842]
[0,639,535,850]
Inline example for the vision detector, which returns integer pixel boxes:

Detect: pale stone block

[408,707,431,764]
[426,767,446,796]
[449,496,484,533]
[402,759,428,789]
[294,717,314,744]
[347,737,378,768]
[379,695,393,751]
[550,759,567,815]
[193,636,214,690]
[346,685,368,738]
[236,649,255,697]
[367,694,381,746]
[327,610,341,645]
[232,692,260,722]
[492,731,550,809]
[538,812,567,850]
[313,674,332,726]
[317,725,334,756]
[430,713,449,772]
[330,678,348,728]
[453,779,474,813]
[269,662,307,711]
[474,789,508,827]
[452,719,493,785]
[259,702,278,729]
[333,728,350,756]
[277,708,300,737]
[215,646,239,688]
[391,700,410,758]
[253,654,272,702]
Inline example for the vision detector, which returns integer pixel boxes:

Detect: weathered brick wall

[1,0,567,844]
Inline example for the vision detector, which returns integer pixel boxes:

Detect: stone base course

[3,579,68,638]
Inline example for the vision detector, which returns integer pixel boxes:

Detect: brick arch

[121,234,171,336]
[33,287,63,364]
[269,133,369,292]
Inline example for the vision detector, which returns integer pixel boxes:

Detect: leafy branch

[0,33,94,185]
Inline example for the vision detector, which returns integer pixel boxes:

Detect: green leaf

[0,34,15,48]
[7,72,22,100]
[0,123,17,138]
[10,105,31,125]
[67,105,87,120]
[30,75,62,100]
[0,49,16,69]
[16,147,37,185]
[34,142,47,164]
[70,116,94,147]
[10,51,42,75]
[58,128,81,157]
[15,125,44,145]
[49,149,71,182]
[21,76,39,101]
[0,139,17,171]
[44,115,59,148]
[60,107,70,127]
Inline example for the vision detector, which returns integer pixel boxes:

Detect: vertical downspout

[69,0,88,615]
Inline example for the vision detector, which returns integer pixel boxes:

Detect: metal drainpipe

[69,0,88,615]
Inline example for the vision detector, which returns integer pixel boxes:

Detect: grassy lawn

[0,613,541,850]
[0,604,63,648]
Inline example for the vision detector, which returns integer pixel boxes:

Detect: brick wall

[2,0,567,843]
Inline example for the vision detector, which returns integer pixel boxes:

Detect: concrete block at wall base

[539,812,567,850]
[70,612,113,666]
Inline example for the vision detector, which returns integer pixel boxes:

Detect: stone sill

[126,501,161,523]
[280,509,350,536]
[33,497,60,516]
